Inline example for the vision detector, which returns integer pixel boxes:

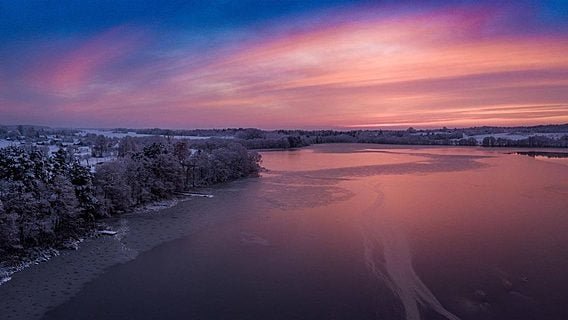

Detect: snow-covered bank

[0,194,197,288]
[0,247,65,288]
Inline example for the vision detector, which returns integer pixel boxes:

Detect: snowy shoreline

[0,192,214,287]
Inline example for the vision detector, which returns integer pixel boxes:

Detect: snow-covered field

[78,129,153,139]
[78,129,216,140]
[80,156,116,172]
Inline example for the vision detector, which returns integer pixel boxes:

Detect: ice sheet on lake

[362,192,460,320]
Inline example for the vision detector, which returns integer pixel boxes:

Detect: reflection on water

[42,144,568,320]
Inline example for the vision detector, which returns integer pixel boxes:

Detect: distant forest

[125,124,568,148]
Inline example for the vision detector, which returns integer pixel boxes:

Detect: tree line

[235,128,568,149]
[0,139,261,254]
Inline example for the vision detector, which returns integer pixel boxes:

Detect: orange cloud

[12,6,568,129]
[158,8,568,128]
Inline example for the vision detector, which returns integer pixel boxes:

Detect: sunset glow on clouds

[1,1,567,129]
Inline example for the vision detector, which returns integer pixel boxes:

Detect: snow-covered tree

[94,160,133,215]
[70,162,99,220]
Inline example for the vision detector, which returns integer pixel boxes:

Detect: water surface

[31,144,568,319]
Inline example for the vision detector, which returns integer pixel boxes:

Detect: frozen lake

[2,144,568,320]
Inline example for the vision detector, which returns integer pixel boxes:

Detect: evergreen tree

[70,162,99,220]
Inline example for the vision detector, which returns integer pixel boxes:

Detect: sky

[0,0,567,129]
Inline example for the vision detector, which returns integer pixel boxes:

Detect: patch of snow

[131,198,183,215]
[78,129,152,139]
[0,275,11,286]
[81,156,117,172]
[47,145,60,156]
[185,193,214,198]
[98,230,118,236]
[0,248,60,287]
[0,139,18,149]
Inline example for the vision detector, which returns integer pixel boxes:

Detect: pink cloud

[7,4,568,129]
[28,26,146,96]
[159,6,567,128]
